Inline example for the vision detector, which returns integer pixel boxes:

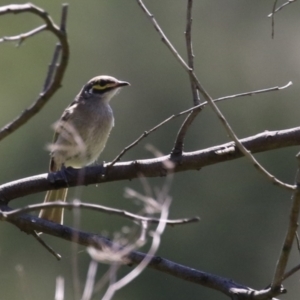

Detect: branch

[268,0,297,17]
[185,0,200,106]
[271,153,300,290]
[270,0,278,38]
[3,208,284,299]
[0,24,47,44]
[2,201,199,226]
[0,126,299,203]
[136,0,294,191]
[0,3,69,142]
[171,0,202,157]
[111,81,292,165]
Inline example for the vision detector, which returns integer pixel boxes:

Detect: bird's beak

[116,80,130,87]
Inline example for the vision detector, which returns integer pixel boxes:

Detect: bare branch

[102,194,172,299]
[3,209,285,300]
[185,0,200,106]
[0,24,47,44]
[0,3,69,142]
[282,263,300,282]
[111,81,292,165]
[43,44,62,92]
[271,0,278,38]
[1,126,299,202]
[171,110,201,157]
[2,201,199,226]
[268,0,297,17]
[137,0,191,71]
[171,0,202,157]
[31,230,61,260]
[136,0,294,191]
[271,154,300,289]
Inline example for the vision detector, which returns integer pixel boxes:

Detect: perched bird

[39,75,130,224]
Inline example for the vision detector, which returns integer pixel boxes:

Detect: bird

[39,75,130,224]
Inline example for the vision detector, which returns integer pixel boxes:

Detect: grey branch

[0,126,299,203]
[2,208,284,299]
[136,0,294,191]
[271,154,300,289]
[2,201,199,226]
[0,3,70,142]
[111,81,292,165]
[171,0,202,157]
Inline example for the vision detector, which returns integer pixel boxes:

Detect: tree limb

[0,126,299,203]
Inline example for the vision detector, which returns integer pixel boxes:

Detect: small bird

[39,75,130,224]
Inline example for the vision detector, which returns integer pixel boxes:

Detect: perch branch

[0,126,299,203]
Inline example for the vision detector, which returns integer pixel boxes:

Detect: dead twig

[31,230,61,260]
[136,0,294,191]
[110,81,291,165]
[0,3,70,142]
[1,201,199,226]
[268,0,297,17]
[171,0,202,157]
[271,153,300,289]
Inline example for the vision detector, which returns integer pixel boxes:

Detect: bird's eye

[98,80,106,87]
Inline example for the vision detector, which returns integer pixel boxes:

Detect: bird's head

[81,75,130,102]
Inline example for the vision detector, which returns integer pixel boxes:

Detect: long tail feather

[39,188,68,224]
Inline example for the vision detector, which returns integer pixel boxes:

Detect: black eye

[99,80,106,86]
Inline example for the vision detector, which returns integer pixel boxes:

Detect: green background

[0,0,299,299]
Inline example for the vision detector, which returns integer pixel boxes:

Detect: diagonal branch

[0,3,70,142]
[268,0,297,17]
[2,208,284,299]
[271,153,300,290]
[111,81,291,165]
[136,0,294,191]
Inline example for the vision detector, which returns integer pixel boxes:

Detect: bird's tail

[39,188,68,225]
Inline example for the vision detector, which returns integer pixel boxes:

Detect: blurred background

[0,0,300,299]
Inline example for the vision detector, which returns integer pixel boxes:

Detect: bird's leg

[59,164,73,187]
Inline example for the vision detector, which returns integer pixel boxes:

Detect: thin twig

[110,81,292,165]
[55,276,65,300]
[31,230,61,260]
[60,4,68,32]
[295,231,300,251]
[171,110,201,157]
[271,0,278,38]
[0,3,69,142]
[102,193,172,300]
[171,0,201,157]
[43,44,62,92]
[137,0,294,191]
[268,0,297,17]
[185,0,199,106]
[271,154,300,289]
[282,263,300,282]
[81,260,98,300]
[0,24,47,44]
[2,201,199,226]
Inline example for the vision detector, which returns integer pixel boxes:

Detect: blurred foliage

[0,0,300,299]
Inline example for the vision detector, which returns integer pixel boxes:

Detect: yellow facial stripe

[92,83,116,90]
